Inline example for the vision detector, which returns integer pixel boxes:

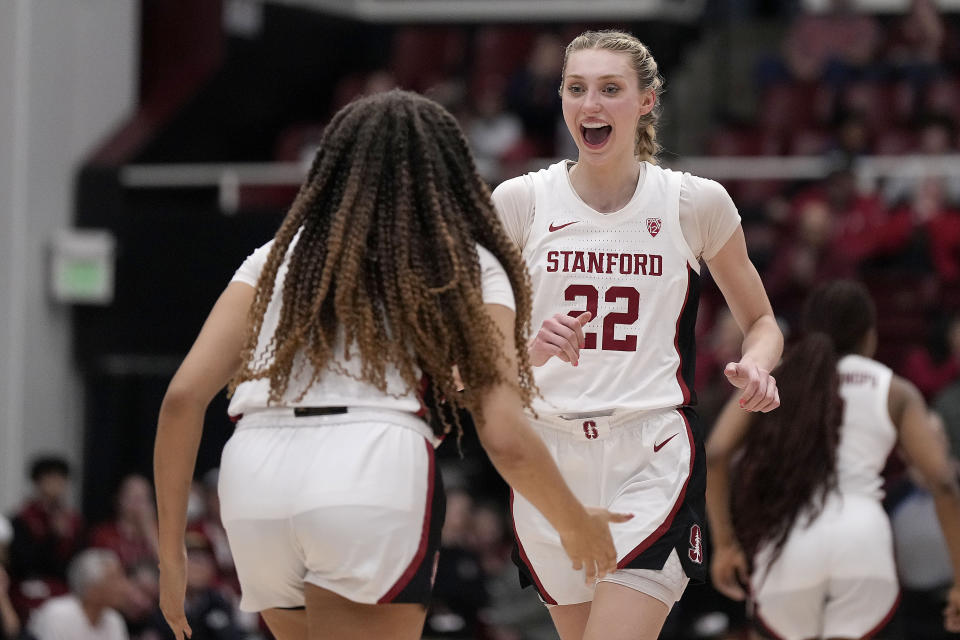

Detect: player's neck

[568,159,642,214]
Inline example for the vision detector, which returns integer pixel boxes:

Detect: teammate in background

[706,280,960,639]
[154,90,628,640]
[492,30,783,640]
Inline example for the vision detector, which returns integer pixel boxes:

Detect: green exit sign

[50,230,115,304]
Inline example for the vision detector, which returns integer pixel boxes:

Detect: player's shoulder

[491,172,535,202]
[677,171,734,207]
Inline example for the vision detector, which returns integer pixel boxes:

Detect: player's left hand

[944,585,960,632]
[158,551,193,640]
[724,357,779,413]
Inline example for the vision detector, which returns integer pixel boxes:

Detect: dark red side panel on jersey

[673,265,700,406]
[378,440,445,605]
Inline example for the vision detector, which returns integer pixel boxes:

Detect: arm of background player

[706,227,783,412]
[891,375,960,632]
[154,281,253,639]
[475,303,629,583]
[705,393,754,600]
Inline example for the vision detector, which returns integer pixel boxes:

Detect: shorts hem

[238,596,305,613]
[597,575,677,608]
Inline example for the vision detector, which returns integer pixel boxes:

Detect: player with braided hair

[706,280,960,639]
[493,30,783,639]
[154,90,628,640]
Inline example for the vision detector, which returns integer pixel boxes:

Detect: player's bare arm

[479,303,629,583]
[706,227,783,413]
[891,375,960,632]
[154,281,254,640]
[705,394,754,600]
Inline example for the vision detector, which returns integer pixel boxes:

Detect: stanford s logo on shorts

[582,420,599,440]
[688,524,703,564]
[646,217,662,237]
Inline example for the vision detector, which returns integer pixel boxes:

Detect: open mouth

[581,123,612,148]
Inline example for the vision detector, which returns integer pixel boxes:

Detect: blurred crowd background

[2,0,960,637]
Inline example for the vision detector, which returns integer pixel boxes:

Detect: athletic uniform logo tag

[653,433,678,452]
[582,420,599,440]
[688,524,703,564]
[646,218,662,237]
[548,220,580,233]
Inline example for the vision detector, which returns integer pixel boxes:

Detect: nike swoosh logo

[548,220,580,232]
[653,433,679,452]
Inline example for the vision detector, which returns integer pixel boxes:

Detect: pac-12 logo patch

[688,524,703,564]
[646,218,662,237]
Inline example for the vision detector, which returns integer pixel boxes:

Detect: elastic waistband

[531,407,679,435]
[233,407,441,447]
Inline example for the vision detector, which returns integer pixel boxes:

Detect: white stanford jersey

[520,161,700,416]
[228,240,515,417]
[835,354,898,499]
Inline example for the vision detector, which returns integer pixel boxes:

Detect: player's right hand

[710,542,749,601]
[558,506,632,585]
[528,312,592,367]
[944,584,960,632]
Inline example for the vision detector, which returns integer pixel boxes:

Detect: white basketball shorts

[217,408,444,612]
[511,407,707,607]
[750,493,899,640]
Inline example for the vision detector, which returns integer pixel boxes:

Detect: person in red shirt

[7,456,84,619]
[89,474,159,571]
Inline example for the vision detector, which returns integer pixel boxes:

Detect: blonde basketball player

[706,280,960,639]
[154,90,629,640]
[492,31,783,640]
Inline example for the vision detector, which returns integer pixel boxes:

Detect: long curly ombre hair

[230,90,536,436]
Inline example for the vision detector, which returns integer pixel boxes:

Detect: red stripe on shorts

[863,590,901,639]
[752,604,788,640]
[510,489,558,605]
[617,408,695,569]
[378,439,435,603]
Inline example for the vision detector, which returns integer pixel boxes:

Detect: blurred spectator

[778,0,882,85]
[884,0,948,75]
[186,470,238,599]
[8,456,84,619]
[818,168,889,261]
[27,548,129,640]
[138,532,244,640]
[884,115,960,208]
[765,197,854,321]
[425,490,487,638]
[465,76,524,184]
[878,175,958,275]
[828,112,873,164]
[472,502,554,640]
[89,475,159,572]
[901,313,960,399]
[506,33,564,156]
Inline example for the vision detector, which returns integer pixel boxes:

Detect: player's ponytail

[635,122,660,165]
[731,331,842,569]
[731,280,876,572]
